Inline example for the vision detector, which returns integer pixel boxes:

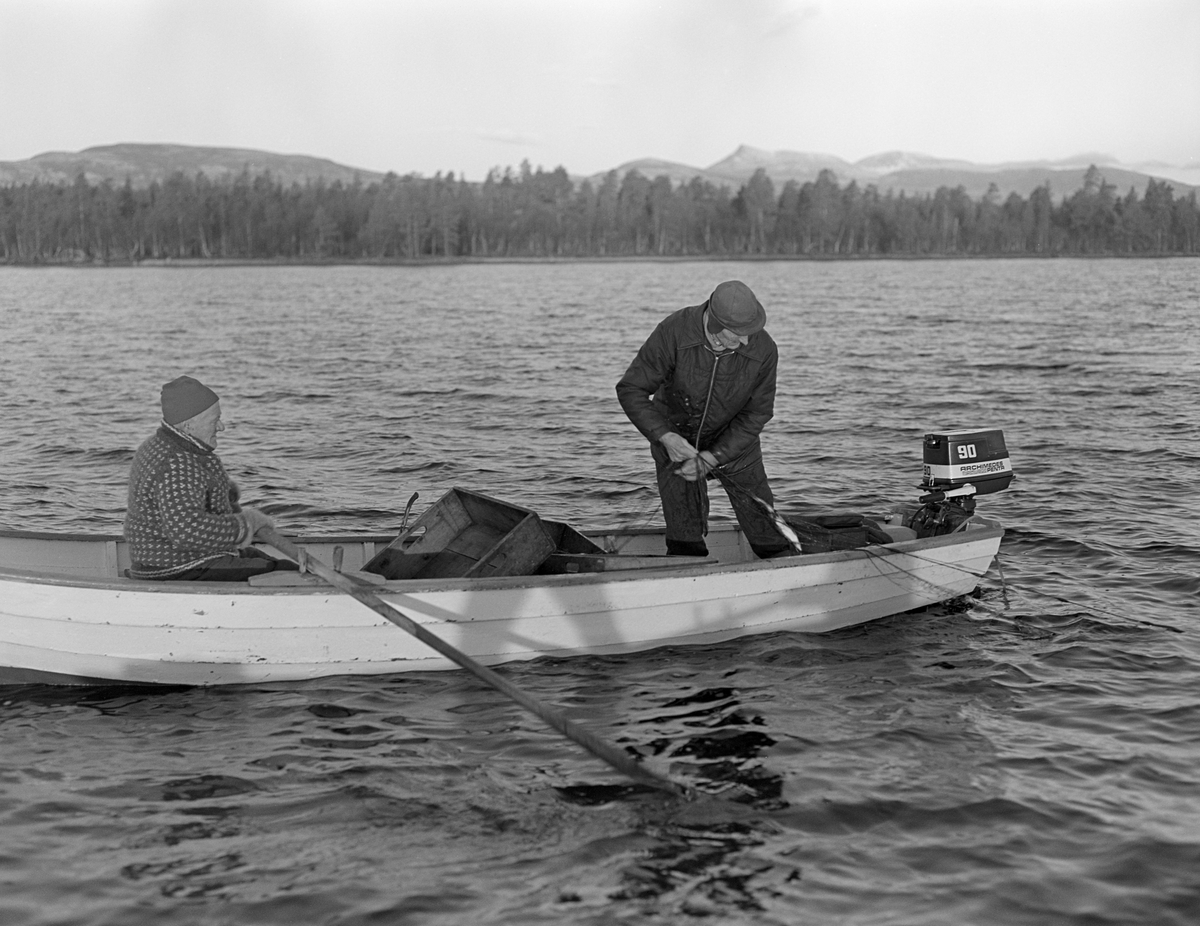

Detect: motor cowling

[921,428,1013,495]
[910,428,1013,538]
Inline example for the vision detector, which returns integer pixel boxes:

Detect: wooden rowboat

[0,506,1003,687]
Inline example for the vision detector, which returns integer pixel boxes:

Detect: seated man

[124,375,295,581]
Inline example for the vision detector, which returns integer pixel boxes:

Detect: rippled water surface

[1,259,1198,924]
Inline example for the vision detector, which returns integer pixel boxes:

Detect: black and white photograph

[1,1,1198,923]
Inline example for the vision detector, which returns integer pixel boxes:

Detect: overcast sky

[1,0,1197,179]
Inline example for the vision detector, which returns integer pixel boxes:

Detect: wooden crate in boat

[540,519,607,555]
[363,488,556,580]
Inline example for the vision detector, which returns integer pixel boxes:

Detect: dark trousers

[151,548,300,582]
[650,442,790,558]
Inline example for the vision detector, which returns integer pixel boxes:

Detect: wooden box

[363,488,556,580]
[540,519,607,555]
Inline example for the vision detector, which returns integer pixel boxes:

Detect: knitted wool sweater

[124,425,250,578]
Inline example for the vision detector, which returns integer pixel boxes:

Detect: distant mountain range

[2,142,1196,200]
[599,146,1200,200]
[0,144,388,189]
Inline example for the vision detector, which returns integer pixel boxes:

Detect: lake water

[1,258,1198,924]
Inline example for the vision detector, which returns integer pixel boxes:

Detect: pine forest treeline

[2,161,1197,263]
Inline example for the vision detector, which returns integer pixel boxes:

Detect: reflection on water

[551,683,788,912]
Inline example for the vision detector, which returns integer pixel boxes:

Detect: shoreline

[3,252,1196,269]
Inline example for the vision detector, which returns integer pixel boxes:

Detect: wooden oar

[258,528,693,799]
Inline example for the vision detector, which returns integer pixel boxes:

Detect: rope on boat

[862,546,1182,635]
[603,489,666,553]
[995,553,1012,608]
[602,469,1180,635]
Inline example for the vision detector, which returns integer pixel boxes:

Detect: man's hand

[676,451,719,482]
[659,432,697,464]
[240,507,276,544]
[661,434,718,482]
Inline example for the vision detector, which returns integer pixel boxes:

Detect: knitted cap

[161,376,219,425]
[708,281,766,336]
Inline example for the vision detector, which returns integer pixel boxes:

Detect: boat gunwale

[0,525,674,544]
[0,522,1005,594]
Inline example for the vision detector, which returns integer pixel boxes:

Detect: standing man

[124,375,292,581]
[617,280,790,559]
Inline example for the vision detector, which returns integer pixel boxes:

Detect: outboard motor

[909,428,1013,537]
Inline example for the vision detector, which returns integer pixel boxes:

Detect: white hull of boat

[0,522,1002,686]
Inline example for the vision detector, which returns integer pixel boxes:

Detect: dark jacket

[616,301,778,467]
[124,425,249,578]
